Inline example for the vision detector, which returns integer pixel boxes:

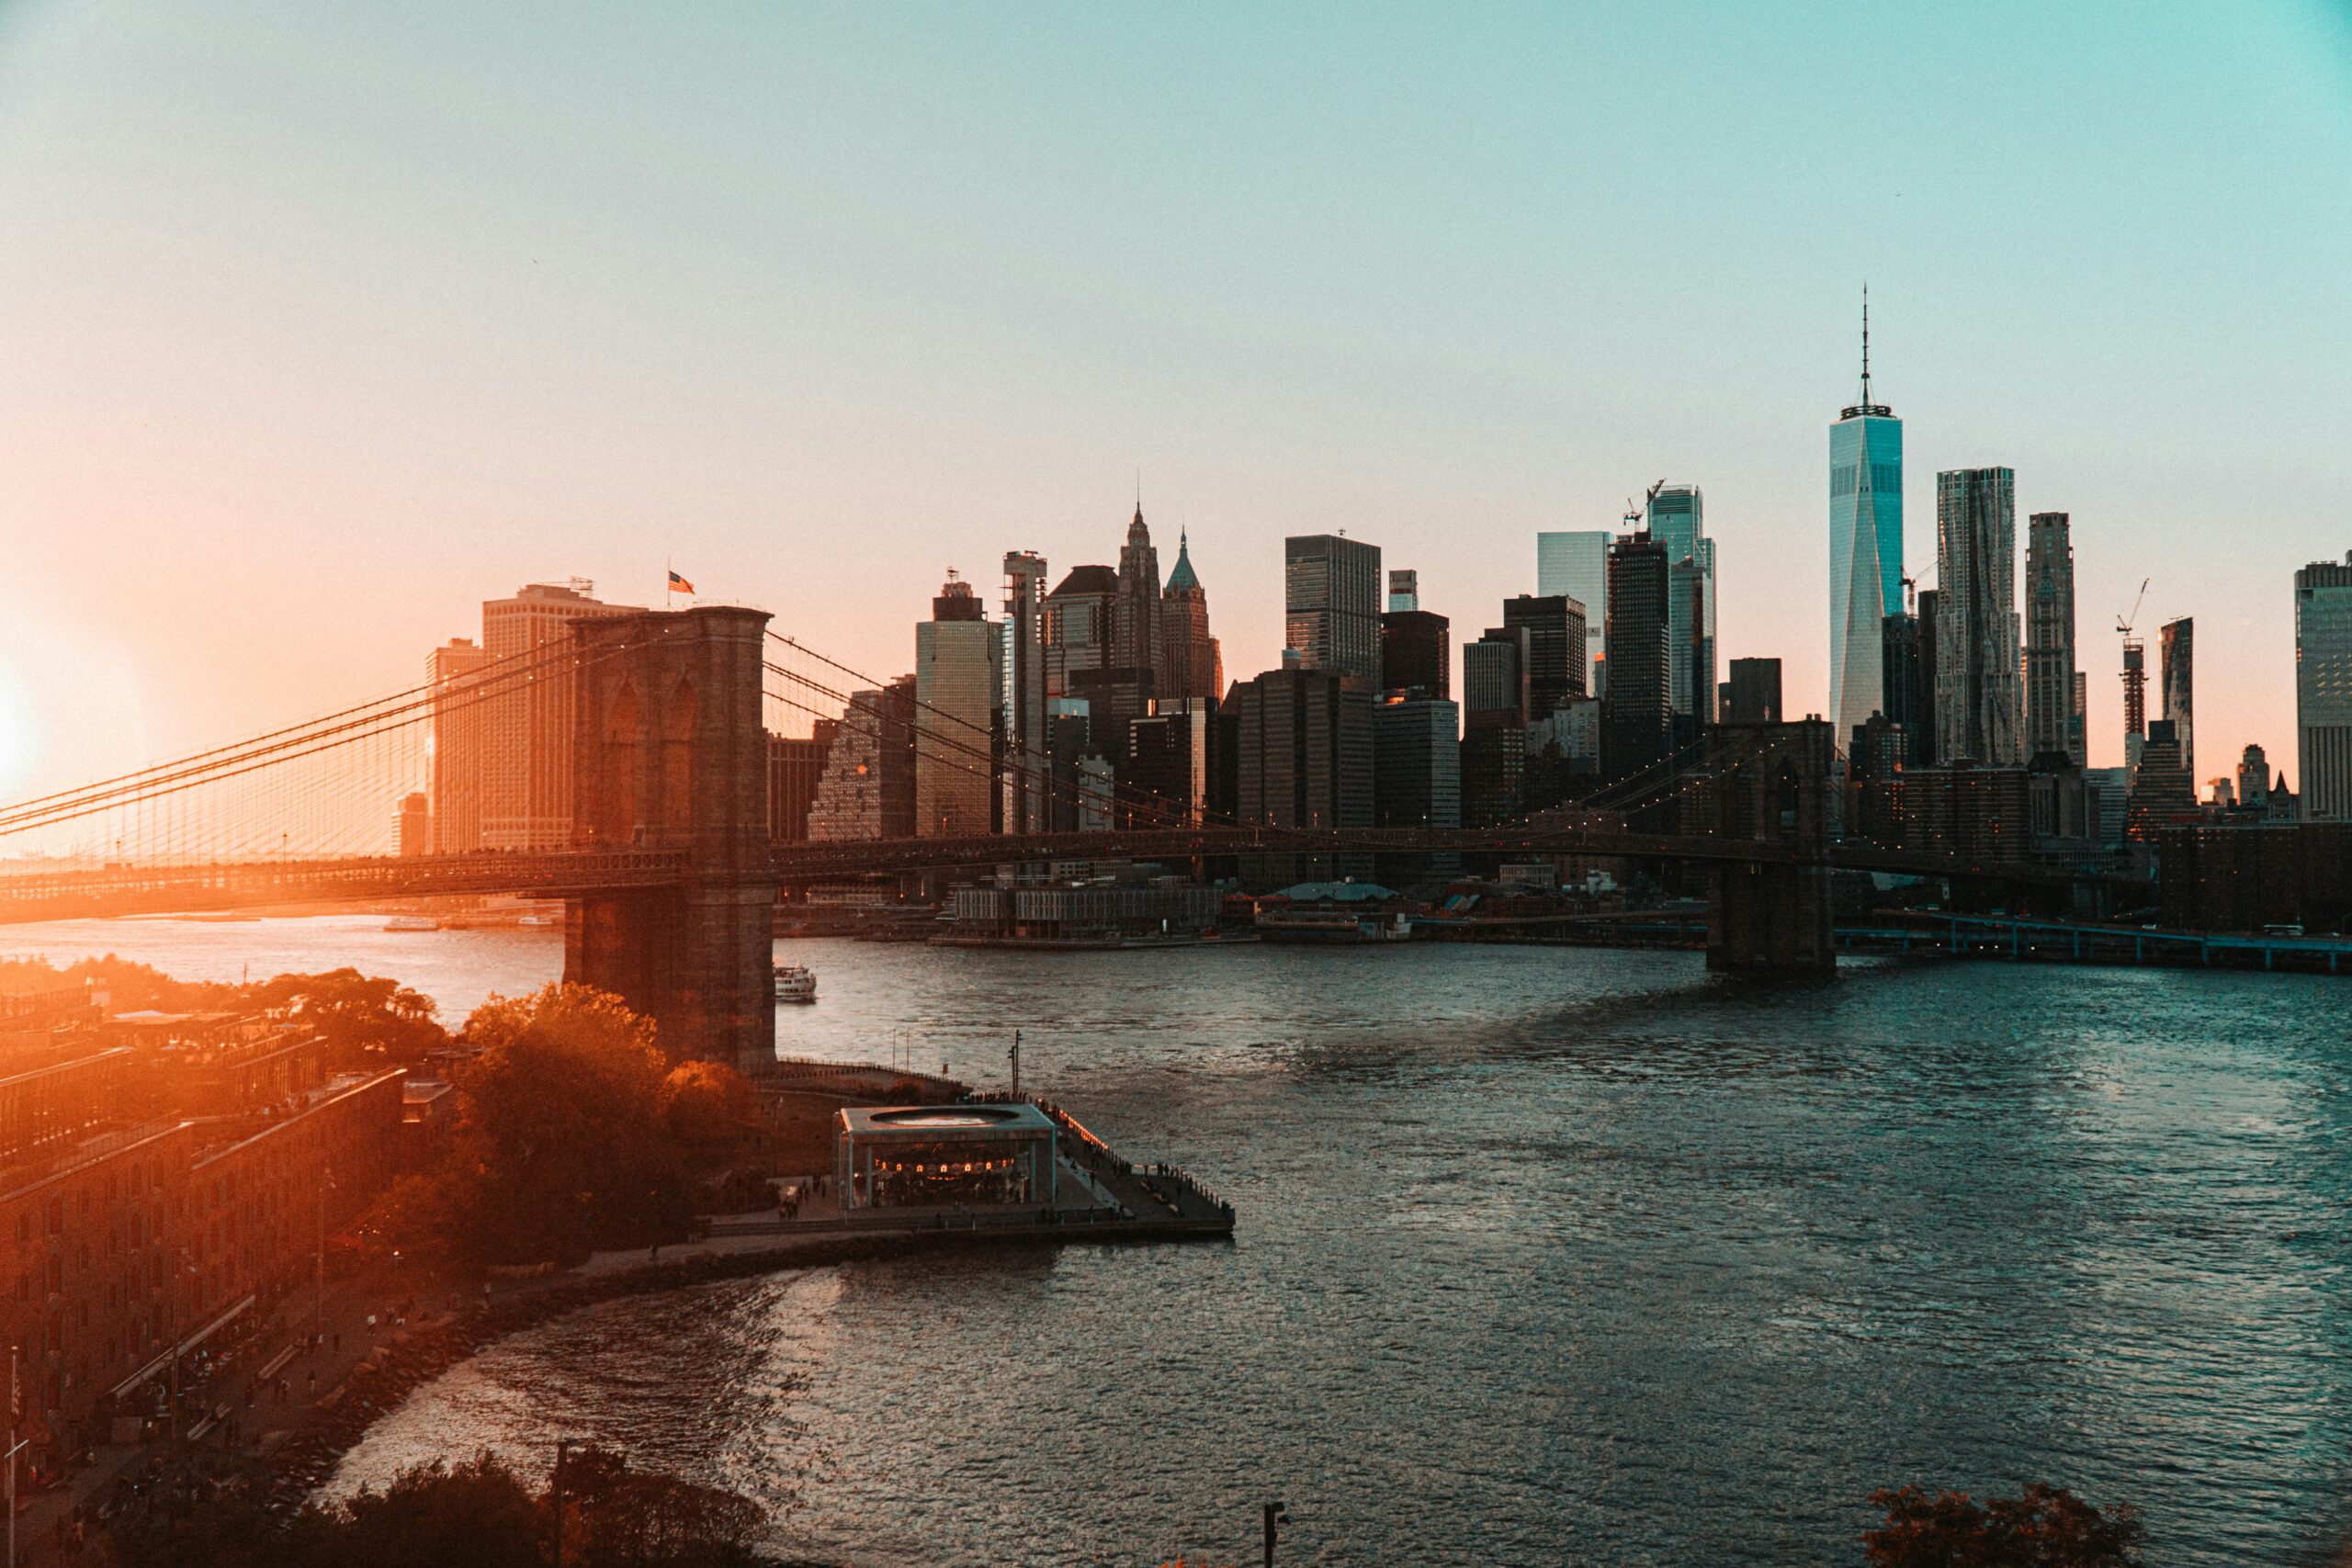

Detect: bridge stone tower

[1703,718,1837,977]
[564,606,776,1076]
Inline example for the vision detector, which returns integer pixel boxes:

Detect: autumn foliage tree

[1863,1483,2145,1568]
[249,967,448,1066]
[389,985,697,1266]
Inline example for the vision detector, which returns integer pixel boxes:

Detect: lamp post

[6,1344,23,1568]
[1262,1498,1289,1568]
[313,1164,336,1346]
[550,1438,580,1567]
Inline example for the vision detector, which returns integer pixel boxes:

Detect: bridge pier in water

[564,606,779,1077]
[1703,719,1838,979]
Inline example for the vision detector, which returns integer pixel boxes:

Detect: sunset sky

[3,1,2350,802]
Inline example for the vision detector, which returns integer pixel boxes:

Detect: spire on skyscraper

[1860,283,1871,405]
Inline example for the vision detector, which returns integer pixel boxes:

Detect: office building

[1604,532,1673,780]
[1285,534,1383,683]
[2298,553,2352,819]
[1388,570,1419,612]
[477,581,639,850]
[1876,613,1921,763]
[1001,551,1051,834]
[1502,593,1589,713]
[1646,483,1715,730]
[2025,513,2083,765]
[1723,659,1782,725]
[424,637,490,853]
[808,683,915,840]
[1159,531,1224,704]
[1374,695,1462,829]
[1114,504,1163,680]
[1462,631,1528,826]
[1228,665,1373,829]
[394,792,429,856]
[1537,531,1612,695]
[1067,666,1155,774]
[1044,564,1118,696]
[1380,606,1451,701]
[2237,744,2271,814]
[1913,590,1940,766]
[1933,468,2024,765]
[2160,616,2194,787]
[1829,301,1905,743]
[769,723,836,842]
[1126,700,1211,828]
[913,575,999,838]
[2126,718,2194,840]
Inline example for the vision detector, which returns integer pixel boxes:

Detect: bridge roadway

[0,829,2078,924]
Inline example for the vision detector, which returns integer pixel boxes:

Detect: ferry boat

[773,964,819,1003]
[382,915,440,933]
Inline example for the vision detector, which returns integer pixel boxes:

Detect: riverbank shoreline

[269,1218,1231,1508]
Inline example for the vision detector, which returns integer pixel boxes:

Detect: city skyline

[4,3,2351,804]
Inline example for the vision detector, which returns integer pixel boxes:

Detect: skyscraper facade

[1044,564,1117,696]
[1000,551,1050,834]
[1159,532,1224,704]
[913,574,999,838]
[1723,659,1782,725]
[1933,468,2023,765]
[479,581,639,850]
[1501,593,1589,713]
[1536,531,1612,696]
[1374,696,1462,829]
[1379,608,1450,701]
[2160,616,2194,786]
[1829,312,1904,747]
[1113,504,1163,680]
[1388,570,1419,612]
[2296,553,2352,819]
[425,636,490,853]
[1284,534,1383,683]
[1228,665,1373,829]
[1645,484,1715,729]
[1603,533,1673,780]
[2024,513,2082,764]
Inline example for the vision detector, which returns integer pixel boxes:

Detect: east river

[4,916,2348,1565]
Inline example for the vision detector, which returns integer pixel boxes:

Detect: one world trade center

[1829,291,1904,748]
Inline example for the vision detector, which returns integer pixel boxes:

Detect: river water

[5,917,2348,1565]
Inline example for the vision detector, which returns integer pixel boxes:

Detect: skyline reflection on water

[2,919,2346,1565]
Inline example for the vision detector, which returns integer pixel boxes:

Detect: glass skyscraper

[1645,484,1715,729]
[1536,530,1612,696]
[1829,301,1904,747]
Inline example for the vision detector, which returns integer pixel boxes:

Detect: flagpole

[665,557,673,609]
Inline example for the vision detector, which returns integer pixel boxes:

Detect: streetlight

[1262,1499,1290,1568]
[314,1164,337,1347]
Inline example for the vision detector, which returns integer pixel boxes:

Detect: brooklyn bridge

[0,605,2090,1075]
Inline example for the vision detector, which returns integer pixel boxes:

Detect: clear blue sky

[1,0,2348,793]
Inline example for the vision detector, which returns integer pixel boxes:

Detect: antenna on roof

[1860,282,1871,406]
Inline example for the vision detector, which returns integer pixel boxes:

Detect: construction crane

[1623,479,1668,532]
[2115,577,2149,640]
[2118,577,2151,747]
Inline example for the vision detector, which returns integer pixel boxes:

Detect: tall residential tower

[1933,468,2024,766]
[2024,513,2082,764]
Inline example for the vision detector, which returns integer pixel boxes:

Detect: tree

[559,1445,768,1568]
[440,985,694,1265]
[102,1450,766,1568]
[1864,1484,2145,1568]
[292,1452,548,1568]
[248,967,448,1066]
[661,1059,764,1157]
